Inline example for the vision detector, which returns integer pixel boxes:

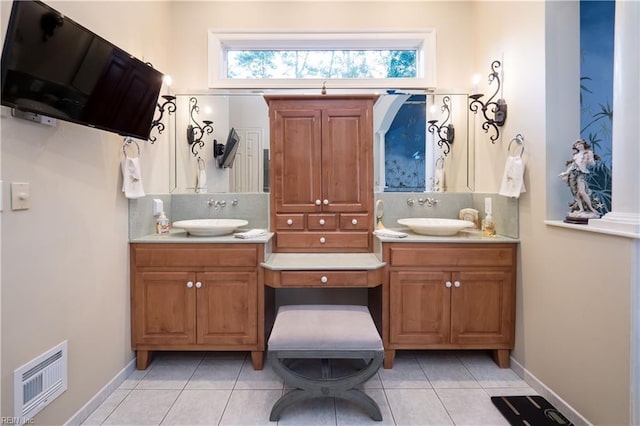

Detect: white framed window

[208,30,436,89]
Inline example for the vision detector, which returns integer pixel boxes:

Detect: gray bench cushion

[268,304,383,352]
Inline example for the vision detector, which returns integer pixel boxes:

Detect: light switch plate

[11,182,30,210]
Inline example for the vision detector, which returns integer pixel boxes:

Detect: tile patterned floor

[81,350,536,425]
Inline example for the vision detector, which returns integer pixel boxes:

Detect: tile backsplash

[375,192,519,238]
[128,193,269,239]
[129,192,518,240]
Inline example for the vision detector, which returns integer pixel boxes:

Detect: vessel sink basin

[397,218,475,236]
[172,219,248,237]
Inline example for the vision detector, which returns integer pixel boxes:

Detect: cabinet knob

[187,281,194,288]
[195,281,202,289]
[321,276,328,283]
[319,219,325,225]
[320,237,326,244]
[323,199,329,205]
[351,219,358,225]
[315,199,321,206]
[445,281,452,288]
[287,219,293,226]
[454,281,461,288]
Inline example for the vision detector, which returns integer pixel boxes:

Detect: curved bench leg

[269,389,308,421]
[269,352,383,421]
[341,388,382,421]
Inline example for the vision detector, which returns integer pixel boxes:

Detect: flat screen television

[218,128,240,168]
[0,0,163,140]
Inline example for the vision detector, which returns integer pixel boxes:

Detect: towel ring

[508,134,525,157]
[122,137,140,158]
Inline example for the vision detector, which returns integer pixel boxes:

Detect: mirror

[169,90,474,194]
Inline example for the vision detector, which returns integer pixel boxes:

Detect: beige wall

[0,1,171,424]
[167,1,476,91]
[0,1,634,425]
[471,2,632,425]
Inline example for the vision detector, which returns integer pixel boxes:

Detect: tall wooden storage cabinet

[265,95,377,252]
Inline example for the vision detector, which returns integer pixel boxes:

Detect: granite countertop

[262,253,385,270]
[131,229,274,244]
[131,229,517,245]
[373,229,519,243]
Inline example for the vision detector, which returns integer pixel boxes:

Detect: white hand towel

[498,155,526,198]
[196,168,207,193]
[235,229,268,239]
[373,229,408,238]
[433,158,445,192]
[121,156,145,199]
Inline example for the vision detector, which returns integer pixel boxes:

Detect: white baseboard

[509,356,592,426]
[64,358,136,426]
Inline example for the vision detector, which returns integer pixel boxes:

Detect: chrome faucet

[207,198,238,210]
[207,199,227,210]
[418,197,439,207]
[407,197,439,207]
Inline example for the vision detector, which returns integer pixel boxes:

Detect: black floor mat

[491,395,573,426]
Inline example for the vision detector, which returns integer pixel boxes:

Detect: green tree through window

[227,50,417,79]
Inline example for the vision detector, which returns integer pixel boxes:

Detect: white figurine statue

[559,139,602,224]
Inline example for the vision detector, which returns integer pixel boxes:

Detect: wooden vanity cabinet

[265,95,377,253]
[130,243,264,370]
[383,243,516,369]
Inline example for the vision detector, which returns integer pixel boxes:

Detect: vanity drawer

[388,244,515,267]
[275,214,305,230]
[340,213,370,230]
[308,214,337,230]
[132,244,259,268]
[280,270,369,287]
[276,231,370,250]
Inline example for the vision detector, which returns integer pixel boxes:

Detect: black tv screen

[219,128,240,168]
[0,0,163,140]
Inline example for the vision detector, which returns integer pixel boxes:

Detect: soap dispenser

[156,211,170,235]
[375,200,385,229]
[482,197,496,237]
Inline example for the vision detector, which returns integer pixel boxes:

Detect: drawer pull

[445,281,452,288]
[454,281,461,288]
[195,281,202,289]
[319,219,326,225]
[315,199,321,206]
[320,237,326,244]
[287,219,293,226]
[187,281,194,288]
[320,276,328,283]
[351,219,358,225]
[323,199,329,205]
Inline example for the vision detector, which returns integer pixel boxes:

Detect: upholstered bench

[267,304,384,421]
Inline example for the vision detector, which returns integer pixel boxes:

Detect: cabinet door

[321,105,372,213]
[450,271,515,345]
[271,107,322,213]
[196,271,258,345]
[133,271,196,345]
[389,270,451,345]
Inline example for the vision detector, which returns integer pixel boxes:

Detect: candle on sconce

[472,74,481,95]
[162,74,173,95]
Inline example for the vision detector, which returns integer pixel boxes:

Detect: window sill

[545,220,640,239]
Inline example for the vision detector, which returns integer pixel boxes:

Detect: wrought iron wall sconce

[428,95,455,156]
[186,96,213,157]
[149,95,176,143]
[469,60,507,143]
